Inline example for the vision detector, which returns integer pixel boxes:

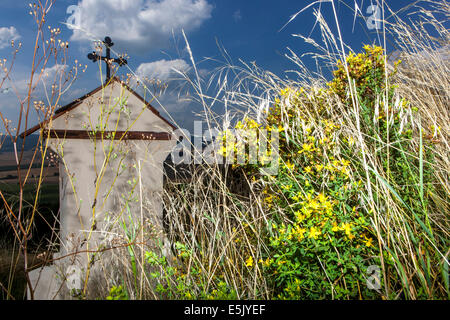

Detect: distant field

[0,164,43,172]
[0,151,59,184]
[0,150,42,165]
[0,168,59,184]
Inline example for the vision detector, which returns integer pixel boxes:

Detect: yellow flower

[332,222,340,232]
[308,227,321,239]
[304,166,312,174]
[341,222,350,232]
[309,200,320,211]
[294,211,306,222]
[323,201,334,215]
[298,143,314,154]
[317,193,327,203]
[340,167,349,176]
[294,225,307,241]
[300,206,312,218]
[246,256,254,267]
[315,164,324,172]
[303,143,313,151]
[341,222,354,239]
[259,258,272,267]
[285,161,294,171]
[280,87,291,96]
[319,137,328,144]
[364,237,374,247]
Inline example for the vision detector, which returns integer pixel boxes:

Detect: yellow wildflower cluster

[283,160,295,171]
[298,192,335,217]
[258,257,273,267]
[218,115,280,169]
[328,45,390,105]
[260,46,386,299]
[265,82,377,253]
[363,235,374,247]
[308,226,321,239]
[332,222,355,240]
[262,188,278,208]
[245,256,254,268]
[235,117,260,130]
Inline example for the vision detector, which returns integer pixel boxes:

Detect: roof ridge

[19,77,176,138]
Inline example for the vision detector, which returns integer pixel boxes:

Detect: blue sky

[0,0,434,134]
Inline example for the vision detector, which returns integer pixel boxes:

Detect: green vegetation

[1,1,448,301]
[115,41,447,300]
[0,182,59,247]
[90,0,449,300]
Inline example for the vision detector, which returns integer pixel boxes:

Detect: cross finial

[87,36,127,80]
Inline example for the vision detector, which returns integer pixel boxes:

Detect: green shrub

[218,45,445,299]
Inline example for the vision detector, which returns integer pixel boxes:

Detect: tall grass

[128,0,448,300]
[0,0,78,300]
[1,0,447,300]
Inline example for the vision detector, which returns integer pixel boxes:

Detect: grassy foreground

[1,1,447,301]
[96,2,449,301]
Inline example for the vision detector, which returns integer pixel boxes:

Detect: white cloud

[134,58,191,115]
[0,64,70,134]
[1,64,69,108]
[13,64,68,93]
[69,0,213,54]
[135,58,189,81]
[41,64,68,80]
[132,58,203,129]
[0,26,20,49]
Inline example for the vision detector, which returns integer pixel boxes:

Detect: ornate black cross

[87,36,127,79]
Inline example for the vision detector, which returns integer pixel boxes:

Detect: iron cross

[87,36,127,79]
